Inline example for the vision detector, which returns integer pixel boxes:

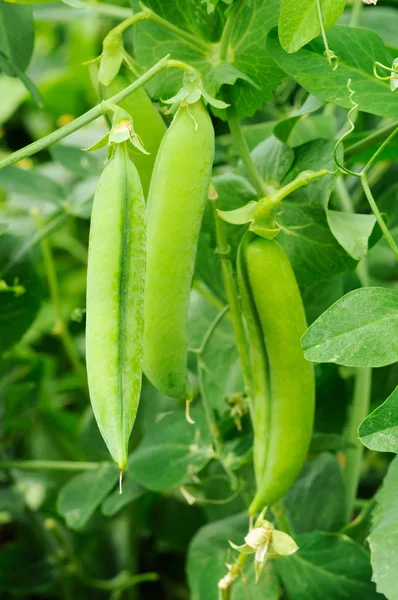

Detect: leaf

[302,287,398,367]
[327,210,376,261]
[0,165,66,208]
[101,474,144,517]
[57,463,119,530]
[0,542,55,594]
[187,512,280,600]
[339,7,398,50]
[369,456,398,599]
[278,203,356,289]
[0,234,41,354]
[279,0,346,54]
[267,26,398,120]
[50,144,103,176]
[248,136,295,187]
[276,531,380,599]
[133,0,284,119]
[128,409,214,491]
[359,386,398,453]
[0,4,33,75]
[284,453,346,533]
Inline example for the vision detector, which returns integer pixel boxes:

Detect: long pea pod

[86,142,146,470]
[143,100,215,399]
[101,73,167,197]
[238,234,315,514]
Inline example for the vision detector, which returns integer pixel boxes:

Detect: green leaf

[50,144,103,176]
[0,165,66,207]
[267,26,398,120]
[0,542,55,594]
[359,386,398,453]
[128,409,214,491]
[339,7,398,51]
[276,531,380,599]
[101,474,144,517]
[134,0,284,119]
[249,136,295,187]
[0,234,41,354]
[284,453,346,533]
[187,512,280,600]
[0,4,33,75]
[327,210,376,261]
[279,0,346,54]
[302,287,398,367]
[369,456,398,599]
[278,203,356,288]
[57,463,119,530]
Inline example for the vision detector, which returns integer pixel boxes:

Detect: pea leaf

[128,410,214,491]
[276,531,380,599]
[279,0,346,54]
[0,234,41,354]
[187,512,280,600]
[0,165,66,208]
[359,386,398,453]
[368,456,398,599]
[339,7,398,50]
[101,474,144,517]
[248,136,294,187]
[284,453,346,534]
[57,463,119,530]
[327,210,376,261]
[133,0,284,119]
[0,4,33,75]
[302,287,398,367]
[267,26,398,120]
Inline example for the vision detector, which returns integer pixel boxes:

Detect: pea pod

[86,142,146,469]
[238,234,315,514]
[101,73,167,197]
[143,101,215,399]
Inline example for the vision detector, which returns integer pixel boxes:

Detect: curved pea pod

[143,100,215,399]
[101,73,167,197]
[86,142,146,470]
[239,235,315,514]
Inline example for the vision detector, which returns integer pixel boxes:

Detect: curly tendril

[333,79,360,177]
[324,49,339,71]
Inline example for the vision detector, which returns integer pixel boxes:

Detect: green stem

[345,121,398,160]
[193,280,225,312]
[315,0,336,69]
[227,111,267,197]
[349,0,363,27]
[218,552,248,600]
[0,55,170,171]
[218,0,243,61]
[0,460,100,471]
[344,367,372,523]
[360,173,398,261]
[40,234,88,392]
[362,126,398,176]
[210,195,252,396]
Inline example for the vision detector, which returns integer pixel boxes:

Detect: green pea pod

[239,234,315,514]
[101,73,167,197]
[143,101,215,399]
[86,142,146,470]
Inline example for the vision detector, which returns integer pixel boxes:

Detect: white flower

[363,0,377,4]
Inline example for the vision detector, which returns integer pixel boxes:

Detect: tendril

[333,79,360,177]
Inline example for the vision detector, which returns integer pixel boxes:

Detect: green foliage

[0,0,398,598]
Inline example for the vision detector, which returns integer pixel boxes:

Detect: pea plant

[0,0,397,598]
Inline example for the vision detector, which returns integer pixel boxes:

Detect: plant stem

[344,367,372,523]
[345,121,398,160]
[360,173,398,261]
[0,460,100,471]
[349,0,363,27]
[0,55,170,171]
[227,111,267,197]
[218,552,248,600]
[218,0,243,61]
[209,194,252,396]
[315,0,336,69]
[40,233,88,392]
